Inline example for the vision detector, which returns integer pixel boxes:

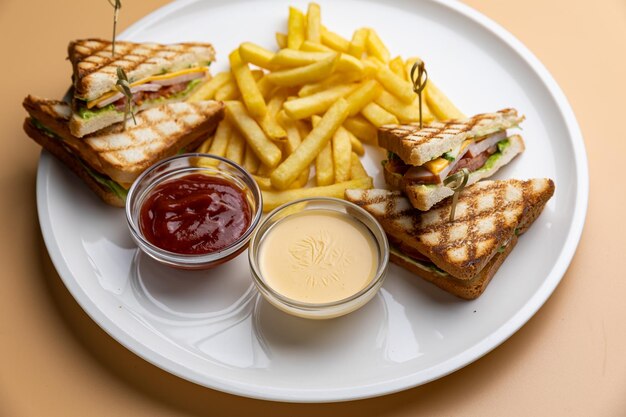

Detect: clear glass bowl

[248,197,389,319]
[126,153,262,270]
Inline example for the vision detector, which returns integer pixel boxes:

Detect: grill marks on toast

[415,181,527,278]
[378,108,523,166]
[381,120,473,148]
[345,178,555,280]
[23,95,225,186]
[68,39,215,99]
[85,101,221,168]
[380,108,519,147]
[22,96,71,122]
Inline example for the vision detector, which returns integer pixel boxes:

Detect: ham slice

[449,145,497,175]
[466,130,507,157]
[391,130,508,186]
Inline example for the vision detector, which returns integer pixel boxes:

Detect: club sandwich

[68,38,215,137]
[345,178,555,299]
[379,109,525,211]
[23,95,224,207]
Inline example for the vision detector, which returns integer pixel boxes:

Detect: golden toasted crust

[23,119,125,207]
[68,38,216,101]
[23,95,107,172]
[378,108,524,166]
[345,178,555,280]
[389,236,518,300]
[23,96,225,186]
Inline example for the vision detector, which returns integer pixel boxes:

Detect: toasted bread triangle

[68,38,215,101]
[378,108,524,166]
[345,178,554,280]
[23,95,224,186]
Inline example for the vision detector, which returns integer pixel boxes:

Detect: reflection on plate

[37,0,587,402]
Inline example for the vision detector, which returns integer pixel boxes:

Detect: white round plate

[37,0,588,402]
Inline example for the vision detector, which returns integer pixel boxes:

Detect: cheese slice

[423,157,449,174]
[86,67,208,109]
[423,139,473,175]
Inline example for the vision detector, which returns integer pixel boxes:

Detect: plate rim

[36,0,589,402]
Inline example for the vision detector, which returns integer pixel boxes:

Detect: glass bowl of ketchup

[126,153,262,270]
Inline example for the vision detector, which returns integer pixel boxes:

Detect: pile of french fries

[187,2,464,212]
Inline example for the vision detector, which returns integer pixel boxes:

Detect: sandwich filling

[390,247,449,277]
[384,130,512,185]
[76,66,209,120]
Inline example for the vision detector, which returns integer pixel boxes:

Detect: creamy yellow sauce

[258,210,377,304]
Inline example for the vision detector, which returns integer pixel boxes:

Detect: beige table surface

[1,0,625,415]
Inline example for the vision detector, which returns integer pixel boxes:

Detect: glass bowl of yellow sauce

[248,197,389,319]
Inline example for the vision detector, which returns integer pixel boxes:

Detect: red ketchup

[139,174,251,255]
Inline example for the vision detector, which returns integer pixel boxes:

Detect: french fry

[287,7,306,49]
[374,64,414,104]
[250,69,265,80]
[336,53,364,74]
[289,166,311,189]
[252,175,273,190]
[345,79,383,116]
[239,42,275,70]
[349,152,369,179]
[277,110,302,154]
[389,56,406,80]
[196,136,213,153]
[295,119,311,144]
[316,141,334,185]
[306,3,321,43]
[321,27,350,53]
[294,120,313,144]
[332,126,352,183]
[300,41,365,74]
[256,75,275,100]
[343,116,378,144]
[209,120,232,156]
[361,58,379,78]
[197,120,232,167]
[283,83,356,120]
[187,71,231,102]
[299,40,333,52]
[243,144,261,174]
[266,54,339,87]
[346,129,365,156]
[215,77,240,101]
[226,128,246,165]
[262,177,373,212]
[276,32,288,49]
[270,98,349,189]
[361,102,399,127]
[312,112,332,185]
[272,48,363,75]
[374,89,434,123]
[365,28,390,63]
[425,80,466,120]
[256,164,274,177]
[297,71,362,97]
[259,89,288,140]
[348,28,368,58]
[271,49,334,67]
[225,101,282,168]
[230,50,267,118]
